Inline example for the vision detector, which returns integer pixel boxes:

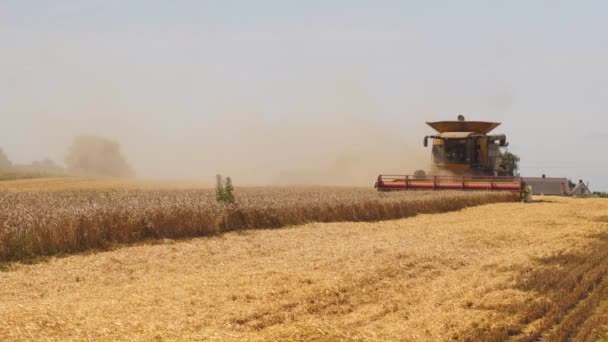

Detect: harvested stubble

[0,184,518,261]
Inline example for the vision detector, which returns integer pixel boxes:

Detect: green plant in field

[215,174,235,205]
[215,174,236,232]
[215,174,223,202]
[224,177,235,204]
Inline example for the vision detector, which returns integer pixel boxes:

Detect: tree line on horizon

[0,136,134,179]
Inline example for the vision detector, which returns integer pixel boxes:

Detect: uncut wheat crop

[0,183,518,262]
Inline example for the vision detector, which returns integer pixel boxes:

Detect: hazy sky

[2,1,608,188]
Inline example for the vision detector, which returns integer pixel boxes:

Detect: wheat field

[0,178,517,262]
[1,196,607,341]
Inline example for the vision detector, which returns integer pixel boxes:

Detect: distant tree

[0,148,12,170]
[568,179,576,190]
[500,151,520,176]
[29,158,63,172]
[65,136,134,178]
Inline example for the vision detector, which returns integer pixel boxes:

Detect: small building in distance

[523,175,569,196]
[570,180,593,197]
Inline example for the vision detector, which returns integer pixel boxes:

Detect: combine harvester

[376,115,524,195]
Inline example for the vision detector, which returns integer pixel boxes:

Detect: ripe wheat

[0,182,518,261]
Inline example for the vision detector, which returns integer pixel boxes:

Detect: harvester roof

[427,121,501,134]
[438,132,477,139]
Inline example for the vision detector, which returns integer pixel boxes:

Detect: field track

[2,197,608,341]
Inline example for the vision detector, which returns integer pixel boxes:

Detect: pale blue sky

[1,1,608,187]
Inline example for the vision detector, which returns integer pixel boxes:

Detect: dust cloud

[14,79,432,187]
[2,31,441,186]
[125,101,430,186]
[150,114,428,186]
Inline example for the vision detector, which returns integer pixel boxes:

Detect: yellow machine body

[423,118,511,176]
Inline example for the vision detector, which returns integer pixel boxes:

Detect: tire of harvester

[414,170,427,179]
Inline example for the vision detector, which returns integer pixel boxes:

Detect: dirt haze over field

[142,109,430,186]
[24,83,431,185]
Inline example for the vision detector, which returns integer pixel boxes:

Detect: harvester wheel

[414,170,426,179]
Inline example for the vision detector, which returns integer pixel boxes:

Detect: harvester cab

[376,116,524,194]
[423,116,512,177]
